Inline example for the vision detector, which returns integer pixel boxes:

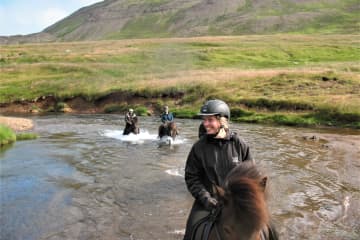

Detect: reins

[203,205,223,240]
[190,204,223,240]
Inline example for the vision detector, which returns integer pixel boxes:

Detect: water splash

[341,195,350,220]
[158,136,186,146]
[165,168,184,177]
[168,229,185,235]
[102,129,186,146]
[101,129,158,143]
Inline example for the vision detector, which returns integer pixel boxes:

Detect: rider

[160,105,174,124]
[123,108,137,134]
[183,99,254,240]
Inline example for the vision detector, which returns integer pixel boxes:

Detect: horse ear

[260,176,268,190]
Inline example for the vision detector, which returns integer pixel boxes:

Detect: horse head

[206,162,277,240]
[167,122,178,140]
[158,122,178,140]
[132,116,138,125]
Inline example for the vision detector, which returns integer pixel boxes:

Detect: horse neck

[209,220,264,240]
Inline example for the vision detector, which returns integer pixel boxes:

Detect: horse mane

[224,162,269,235]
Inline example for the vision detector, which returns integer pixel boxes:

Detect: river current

[1,114,359,240]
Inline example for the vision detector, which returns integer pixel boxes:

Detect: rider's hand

[204,197,218,210]
[199,192,218,210]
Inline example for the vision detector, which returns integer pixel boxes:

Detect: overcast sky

[0,0,103,36]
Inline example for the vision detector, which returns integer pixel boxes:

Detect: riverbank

[0,116,37,147]
[0,35,359,129]
[1,91,359,129]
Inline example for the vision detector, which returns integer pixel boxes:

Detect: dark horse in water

[123,116,139,135]
[158,121,178,140]
[190,161,278,240]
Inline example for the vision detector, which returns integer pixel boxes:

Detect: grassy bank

[0,124,38,147]
[0,35,359,128]
[0,125,16,146]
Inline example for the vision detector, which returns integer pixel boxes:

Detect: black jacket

[185,132,253,200]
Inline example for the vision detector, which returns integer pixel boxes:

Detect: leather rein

[191,204,224,240]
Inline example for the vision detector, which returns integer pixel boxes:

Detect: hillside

[1,0,359,43]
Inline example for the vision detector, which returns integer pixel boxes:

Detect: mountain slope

[1,0,359,43]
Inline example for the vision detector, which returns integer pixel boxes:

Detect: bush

[135,106,149,116]
[173,108,198,118]
[104,104,127,113]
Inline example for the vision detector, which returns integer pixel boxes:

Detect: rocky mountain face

[1,0,358,43]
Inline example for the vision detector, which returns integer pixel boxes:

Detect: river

[1,114,359,240]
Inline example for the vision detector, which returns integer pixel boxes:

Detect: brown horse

[190,161,278,240]
[123,116,139,135]
[158,121,178,140]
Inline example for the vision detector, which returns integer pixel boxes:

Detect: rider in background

[183,99,254,240]
[123,108,136,133]
[198,122,206,138]
[160,105,174,124]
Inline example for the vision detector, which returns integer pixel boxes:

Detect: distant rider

[123,108,137,135]
[160,106,174,124]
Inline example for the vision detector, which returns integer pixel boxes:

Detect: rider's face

[202,115,220,135]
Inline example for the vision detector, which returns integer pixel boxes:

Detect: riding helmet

[198,99,230,120]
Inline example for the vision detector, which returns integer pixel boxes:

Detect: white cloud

[40,8,68,27]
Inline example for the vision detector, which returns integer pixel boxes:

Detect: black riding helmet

[198,99,230,120]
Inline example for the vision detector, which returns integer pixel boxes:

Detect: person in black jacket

[183,99,254,240]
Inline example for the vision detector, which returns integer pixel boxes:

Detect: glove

[199,192,218,210]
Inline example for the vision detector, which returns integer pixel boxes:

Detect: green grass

[0,35,359,128]
[106,13,172,39]
[16,133,38,141]
[0,125,16,146]
[0,124,38,147]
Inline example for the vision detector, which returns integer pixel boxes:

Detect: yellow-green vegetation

[0,124,38,147]
[0,35,359,128]
[104,104,151,116]
[0,124,16,146]
[16,133,38,141]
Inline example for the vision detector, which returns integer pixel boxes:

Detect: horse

[123,116,139,135]
[189,161,278,240]
[158,121,178,141]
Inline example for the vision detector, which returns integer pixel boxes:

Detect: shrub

[135,106,149,116]
[173,108,198,118]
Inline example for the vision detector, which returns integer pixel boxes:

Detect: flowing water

[0,114,359,240]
